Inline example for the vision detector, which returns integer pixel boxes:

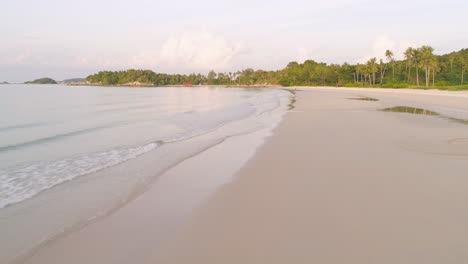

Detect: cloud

[373,36,397,59]
[359,35,415,63]
[159,31,244,72]
[70,31,246,73]
[296,48,311,63]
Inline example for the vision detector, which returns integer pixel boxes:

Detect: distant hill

[25,78,57,84]
[0,81,9,84]
[61,78,85,84]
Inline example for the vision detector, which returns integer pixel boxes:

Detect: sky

[1,0,467,82]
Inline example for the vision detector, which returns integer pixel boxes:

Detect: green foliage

[86,48,468,89]
[207,70,217,85]
[25,78,57,84]
[86,69,208,86]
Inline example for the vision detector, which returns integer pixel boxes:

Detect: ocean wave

[0,122,49,133]
[0,142,160,209]
[0,125,116,153]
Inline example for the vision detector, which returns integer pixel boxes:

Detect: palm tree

[411,48,421,86]
[207,70,217,85]
[356,64,365,85]
[379,59,386,85]
[365,62,370,85]
[419,45,435,88]
[353,64,359,83]
[429,57,439,87]
[367,58,378,85]
[235,71,241,84]
[228,72,233,85]
[404,47,413,82]
[385,49,395,82]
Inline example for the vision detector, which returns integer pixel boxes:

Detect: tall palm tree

[411,48,421,86]
[404,47,413,82]
[385,49,395,82]
[419,45,435,88]
[429,57,439,87]
[364,63,371,86]
[367,58,378,85]
[379,59,387,85]
[228,72,233,85]
[362,66,367,85]
[356,64,365,84]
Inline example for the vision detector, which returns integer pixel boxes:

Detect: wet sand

[22,87,468,264]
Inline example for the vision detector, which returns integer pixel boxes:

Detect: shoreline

[65,83,284,88]
[6,87,468,263]
[3,88,290,264]
[17,99,290,264]
[62,82,468,91]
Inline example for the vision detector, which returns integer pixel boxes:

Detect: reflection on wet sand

[349,97,379,101]
[381,106,439,116]
[381,106,468,125]
[288,98,296,110]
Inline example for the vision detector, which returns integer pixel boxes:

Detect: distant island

[84,46,467,90]
[25,78,57,84]
[0,81,9,84]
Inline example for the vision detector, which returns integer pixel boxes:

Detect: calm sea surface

[0,84,291,263]
[0,84,289,208]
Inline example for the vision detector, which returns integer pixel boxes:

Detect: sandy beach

[22,87,468,264]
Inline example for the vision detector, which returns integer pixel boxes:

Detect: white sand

[21,87,468,264]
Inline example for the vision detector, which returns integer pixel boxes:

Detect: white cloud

[296,48,312,63]
[358,35,415,63]
[70,31,245,73]
[72,34,377,72]
[159,31,244,72]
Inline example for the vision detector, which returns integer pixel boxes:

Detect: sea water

[0,84,291,263]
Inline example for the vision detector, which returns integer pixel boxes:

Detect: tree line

[86,47,467,88]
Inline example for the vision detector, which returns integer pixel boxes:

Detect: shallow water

[0,84,291,263]
[0,85,289,209]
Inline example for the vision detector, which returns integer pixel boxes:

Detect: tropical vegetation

[85,47,468,90]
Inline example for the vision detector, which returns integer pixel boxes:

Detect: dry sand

[152,87,468,264]
[23,87,468,264]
